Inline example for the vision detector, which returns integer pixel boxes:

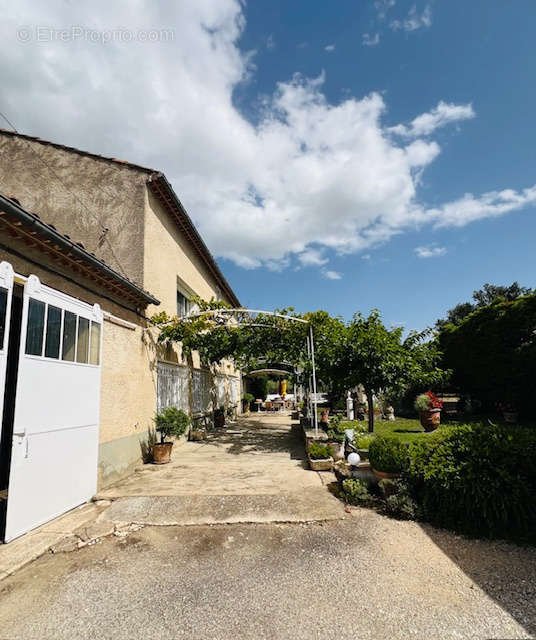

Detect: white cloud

[414,245,446,258]
[389,101,475,138]
[324,44,335,52]
[430,186,536,228]
[374,0,396,20]
[322,270,342,280]
[391,4,432,32]
[0,1,534,276]
[298,248,328,267]
[362,33,380,47]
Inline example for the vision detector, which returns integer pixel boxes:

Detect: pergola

[181,308,320,435]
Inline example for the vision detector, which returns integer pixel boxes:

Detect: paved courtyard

[95,411,345,526]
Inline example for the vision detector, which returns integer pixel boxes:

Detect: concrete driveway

[1,412,535,639]
[95,412,345,526]
[1,512,534,639]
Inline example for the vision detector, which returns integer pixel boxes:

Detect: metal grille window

[229,378,240,404]
[157,362,190,413]
[216,375,227,407]
[192,369,212,414]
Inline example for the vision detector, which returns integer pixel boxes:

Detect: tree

[472,282,532,307]
[436,282,533,329]
[343,311,449,432]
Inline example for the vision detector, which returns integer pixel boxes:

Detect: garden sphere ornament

[346,391,354,420]
[347,452,361,467]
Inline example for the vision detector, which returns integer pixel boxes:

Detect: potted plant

[415,391,443,431]
[307,441,334,471]
[214,405,225,428]
[242,392,254,414]
[368,436,406,480]
[152,407,190,464]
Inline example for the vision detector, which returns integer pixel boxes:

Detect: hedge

[405,423,536,542]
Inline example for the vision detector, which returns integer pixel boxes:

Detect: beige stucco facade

[0,131,241,489]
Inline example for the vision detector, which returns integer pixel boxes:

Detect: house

[0,130,241,541]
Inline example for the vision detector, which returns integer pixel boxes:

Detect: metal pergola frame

[179,308,320,436]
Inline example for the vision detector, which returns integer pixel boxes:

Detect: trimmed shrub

[368,436,408,473]
[153,407,190,443]
[406,423,536,541]
[308,441,333,460]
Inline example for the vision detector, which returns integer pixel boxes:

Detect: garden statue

[386,406,395,421]
[346,391,354,420]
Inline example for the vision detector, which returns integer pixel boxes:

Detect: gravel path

[0,509,534,639]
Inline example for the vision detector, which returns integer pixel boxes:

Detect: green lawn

[338,416,443,444]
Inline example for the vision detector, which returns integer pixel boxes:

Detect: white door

[0,262,15,439]
[4,274,103,541]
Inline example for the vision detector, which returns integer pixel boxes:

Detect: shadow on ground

[422,524,536,638]
[202,415,306,462]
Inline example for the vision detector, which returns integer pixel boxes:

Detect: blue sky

[221,0,536,328]
[2,1,535,331]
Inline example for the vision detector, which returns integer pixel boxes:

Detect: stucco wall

[143,190,240,379]
[0,134,149,285]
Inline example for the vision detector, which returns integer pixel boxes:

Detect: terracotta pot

[152,442,173,464]
[372,468,400,480]
[419,408,441,431]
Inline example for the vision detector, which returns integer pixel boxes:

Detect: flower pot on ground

[415,391,443,432]
[152,407,190,464]
[242,393,254,414]
[307,441,334,471]
[368,436,407,480]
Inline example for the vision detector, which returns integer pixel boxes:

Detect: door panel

[4,275,103,542]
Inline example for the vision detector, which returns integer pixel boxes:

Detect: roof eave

[0,194,160,307]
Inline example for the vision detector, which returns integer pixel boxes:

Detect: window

[25,298,45,356]
[89,321,101,365]
[44,305,62,359]
[0,287,7,349]
[177,291,190,317]
[62,311,77,361]
[76,317,90,363]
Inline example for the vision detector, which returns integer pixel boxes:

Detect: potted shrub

[152,407,190,464]
[214,405,225,428]
[307,441,334,471]
[368,436,407,480]
[415,391,443,431]
[242,392,254,414]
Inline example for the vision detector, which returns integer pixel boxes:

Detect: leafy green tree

[343,311,449,432]
[436,282,533,329]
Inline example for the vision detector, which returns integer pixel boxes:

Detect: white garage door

[3,272,103,542]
